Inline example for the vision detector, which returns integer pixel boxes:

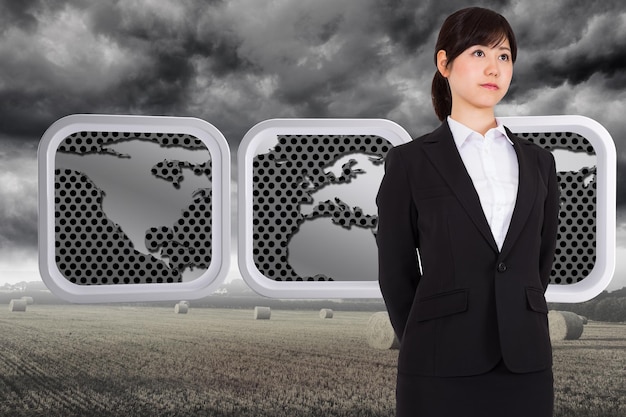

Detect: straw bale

[366,312,399,350]
[319,308,334,319]
[548,310,584,340]
[9,299,27,312]
[21,296,34,305]
[254,306,271,320]
[174,303,189,314]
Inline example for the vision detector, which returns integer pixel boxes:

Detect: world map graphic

[54,131,213,285]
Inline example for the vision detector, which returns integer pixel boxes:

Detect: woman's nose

[485,59,499,77]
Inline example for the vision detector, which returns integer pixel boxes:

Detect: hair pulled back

[431,7,517,121]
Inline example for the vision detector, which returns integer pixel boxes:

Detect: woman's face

[438,38,513,114]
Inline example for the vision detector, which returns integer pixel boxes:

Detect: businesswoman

[376,7,560,417]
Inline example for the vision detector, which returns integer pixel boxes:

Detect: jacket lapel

[422,122,499,253]
[421,123,537,257]
[499,128,538,258]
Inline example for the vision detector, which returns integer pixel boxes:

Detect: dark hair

[431,7,517,121]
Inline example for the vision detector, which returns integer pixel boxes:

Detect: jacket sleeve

[539,153,560,291]
[376,146,421,342]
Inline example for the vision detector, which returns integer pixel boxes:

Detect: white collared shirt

[447,116,519,251]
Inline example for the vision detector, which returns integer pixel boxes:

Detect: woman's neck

[449,107,497,136]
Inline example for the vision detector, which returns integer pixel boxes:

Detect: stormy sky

[1,0,625,292]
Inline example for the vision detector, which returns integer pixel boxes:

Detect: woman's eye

[473,50,485,57]
[499,54,510,61]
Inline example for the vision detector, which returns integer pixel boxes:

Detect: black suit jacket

[376,121,560,377]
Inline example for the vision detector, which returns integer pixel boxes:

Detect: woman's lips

[481,83,499,90]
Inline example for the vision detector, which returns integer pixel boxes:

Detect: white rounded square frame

[502,115,615,303]
[38,114,230,303]
[238,118,412,298]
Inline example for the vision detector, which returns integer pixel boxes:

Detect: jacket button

[497,262,507,272]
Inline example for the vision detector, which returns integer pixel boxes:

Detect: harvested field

[0,305,624,417]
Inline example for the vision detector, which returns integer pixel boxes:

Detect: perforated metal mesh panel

[54,131,213,285]
[252,134,392,281]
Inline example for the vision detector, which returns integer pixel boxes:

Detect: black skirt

[396,359,553,417]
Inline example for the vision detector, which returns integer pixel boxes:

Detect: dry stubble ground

[0,305,624,417]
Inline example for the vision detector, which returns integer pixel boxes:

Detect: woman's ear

[436,50,450,78]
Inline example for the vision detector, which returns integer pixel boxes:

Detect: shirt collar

[447,116,513,147]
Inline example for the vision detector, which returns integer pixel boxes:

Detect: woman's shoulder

[388,126,444,155]
[504,127,555,163]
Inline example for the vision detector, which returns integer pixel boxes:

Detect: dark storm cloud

[0,0,514,143]
[0,0,253,141]
[525,17,626,89]
[507,0,626,91]
[88,1,248,78]
[538,49,626,88]
[373,0,511,54]
[0,0,39,32]
[1,0,623,142]
[0,140,38,250]
[232,2,388,118]
[373,0,445,53]
[188,0,412,140]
